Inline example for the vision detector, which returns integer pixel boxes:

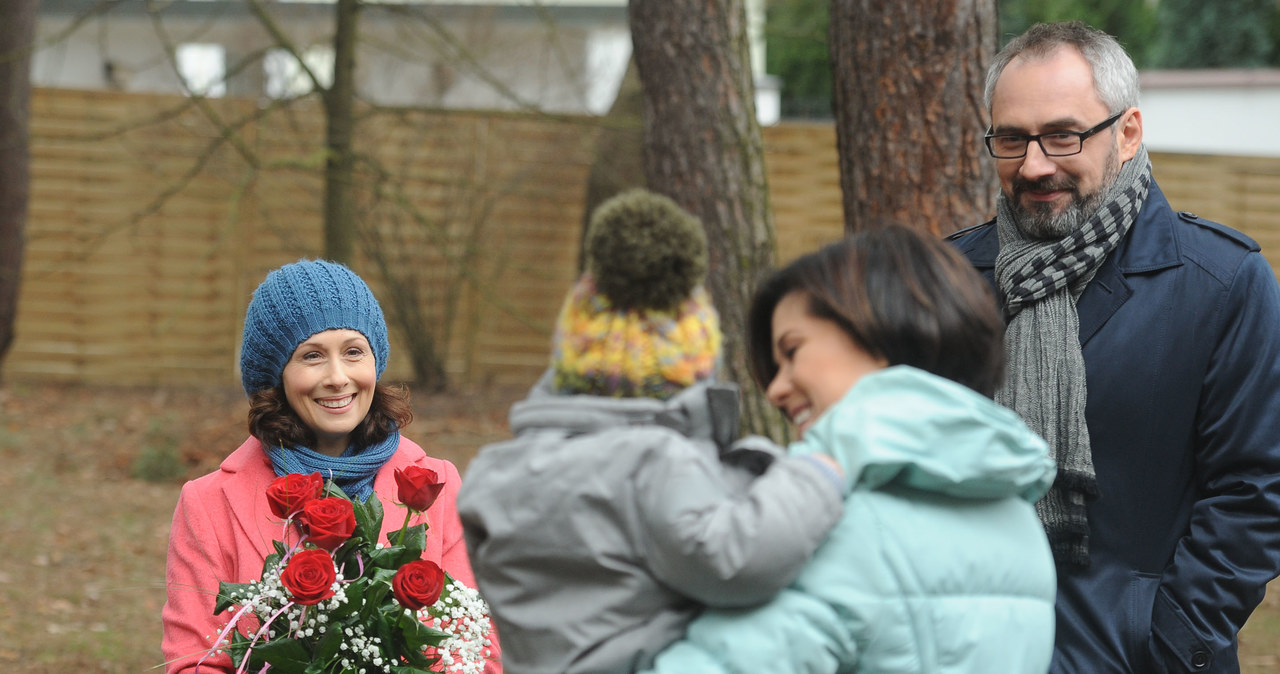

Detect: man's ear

[1118,107,1143,161]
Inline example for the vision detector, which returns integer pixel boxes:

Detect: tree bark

[324,0,359,264]
[0,0,38,375]
[829,0,999,235]
[629,0,787,439]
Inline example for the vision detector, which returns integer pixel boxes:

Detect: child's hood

[791,365,1056,503]
[508,369,742,450]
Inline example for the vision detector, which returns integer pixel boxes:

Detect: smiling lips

[1025,189,1065,202]
[317,394,355,410]
[791,407,814,437]
[1016,177,1076,205]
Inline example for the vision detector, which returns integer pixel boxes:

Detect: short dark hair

[247,383,414,451]
[747,223,1006,397]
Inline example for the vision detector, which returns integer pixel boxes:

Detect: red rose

[266,472,324,519]
[280,549,337,606]
[392,560,446,611]
[395,466,445,512]
[299,497,356,550]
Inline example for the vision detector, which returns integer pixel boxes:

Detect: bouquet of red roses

[198,467,492,674]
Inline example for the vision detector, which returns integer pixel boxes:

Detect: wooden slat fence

[8,88,1280,389]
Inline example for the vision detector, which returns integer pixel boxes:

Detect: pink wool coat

[161,436,501,674]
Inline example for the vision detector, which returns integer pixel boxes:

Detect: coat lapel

[1076,257,1132,346]
[220,438,298,563]
[1077,182,1182,345]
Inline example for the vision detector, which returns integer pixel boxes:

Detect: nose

[1018,139,1058,182]
[320,360,350,388]
[765,371,790,409]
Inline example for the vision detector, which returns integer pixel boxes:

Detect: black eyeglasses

[984,111,1125,159]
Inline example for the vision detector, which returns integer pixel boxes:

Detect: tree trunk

[829,0,998,235]
[323,0,359,264]
[629,0,788,440]
[0,0,38,375]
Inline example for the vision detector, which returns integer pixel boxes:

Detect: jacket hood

[509,370,741,450]
[793,366,1055,502]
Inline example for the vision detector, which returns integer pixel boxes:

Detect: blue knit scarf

[265,431,401,502]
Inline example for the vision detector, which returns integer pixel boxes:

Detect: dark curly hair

[248,383,414,451]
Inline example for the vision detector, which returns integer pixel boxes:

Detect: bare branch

[3,0,131,67]
[244,0,331,97]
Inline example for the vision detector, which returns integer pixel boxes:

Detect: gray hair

[984,21,1140,115]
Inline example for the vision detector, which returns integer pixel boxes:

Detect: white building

[33,0,778,122]
[1140,69,1280,157]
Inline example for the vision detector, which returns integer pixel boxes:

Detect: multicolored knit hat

[240,259,390,396]
[552,189,722,399]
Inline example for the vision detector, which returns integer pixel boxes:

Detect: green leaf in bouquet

[214,581,256,614]
[330,577,368,619]
[224,630,255,669]
[365,567,395,608]
[373,607,397,666]
[322,479,353,501]
[393,523,427,558]
[390,666,436,674]
[384,521,430,555]
[386,609,446,671]
[311,625,345,669]
[369,543,419,570]
[396,607,448,652]
[253,636,313,673]
[353,491,385,541]
[333,536,371,578]
[263,551,283,578]
[273,539,289,558]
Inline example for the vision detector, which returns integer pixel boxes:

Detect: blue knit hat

[240,259,390,396]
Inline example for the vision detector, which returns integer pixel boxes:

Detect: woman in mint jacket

[647,225,1058,674]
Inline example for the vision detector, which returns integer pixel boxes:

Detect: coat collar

[216,435,426,558]
[218,438,289,555]
[510,370,741,450]
[958,180,1182,345]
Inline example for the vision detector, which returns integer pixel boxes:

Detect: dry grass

[2,380,1278,672]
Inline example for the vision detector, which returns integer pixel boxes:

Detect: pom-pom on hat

[240,259,390,396]
[552,189,722,399]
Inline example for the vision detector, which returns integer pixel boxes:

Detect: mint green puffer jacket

[645,366,1058,674]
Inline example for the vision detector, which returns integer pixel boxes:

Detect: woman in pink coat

[161,259,500,674]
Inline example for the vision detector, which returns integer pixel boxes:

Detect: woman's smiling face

[281,329,377,456]
[765,291,886,439]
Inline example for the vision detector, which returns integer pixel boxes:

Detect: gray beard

[1012,147,1122,239]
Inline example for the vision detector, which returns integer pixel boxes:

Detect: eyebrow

[991,116,1085,135]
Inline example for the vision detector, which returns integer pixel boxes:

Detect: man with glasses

[950,20,1280,674]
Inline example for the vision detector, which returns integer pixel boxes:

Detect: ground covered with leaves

[0,380,519,673]
[2,380,1279,673]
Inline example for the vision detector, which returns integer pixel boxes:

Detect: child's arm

[635,437,845,608]
[640,587,855,674]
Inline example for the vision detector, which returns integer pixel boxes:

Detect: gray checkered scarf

[995,144,1151,570]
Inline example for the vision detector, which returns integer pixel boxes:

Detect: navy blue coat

[950,180,1280,674]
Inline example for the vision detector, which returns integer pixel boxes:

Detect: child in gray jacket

[457,189,846,674]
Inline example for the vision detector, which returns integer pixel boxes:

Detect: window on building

[264,46,335,99]
[176,43,227,98]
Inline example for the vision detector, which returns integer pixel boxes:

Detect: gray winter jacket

[457,373,845,674]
